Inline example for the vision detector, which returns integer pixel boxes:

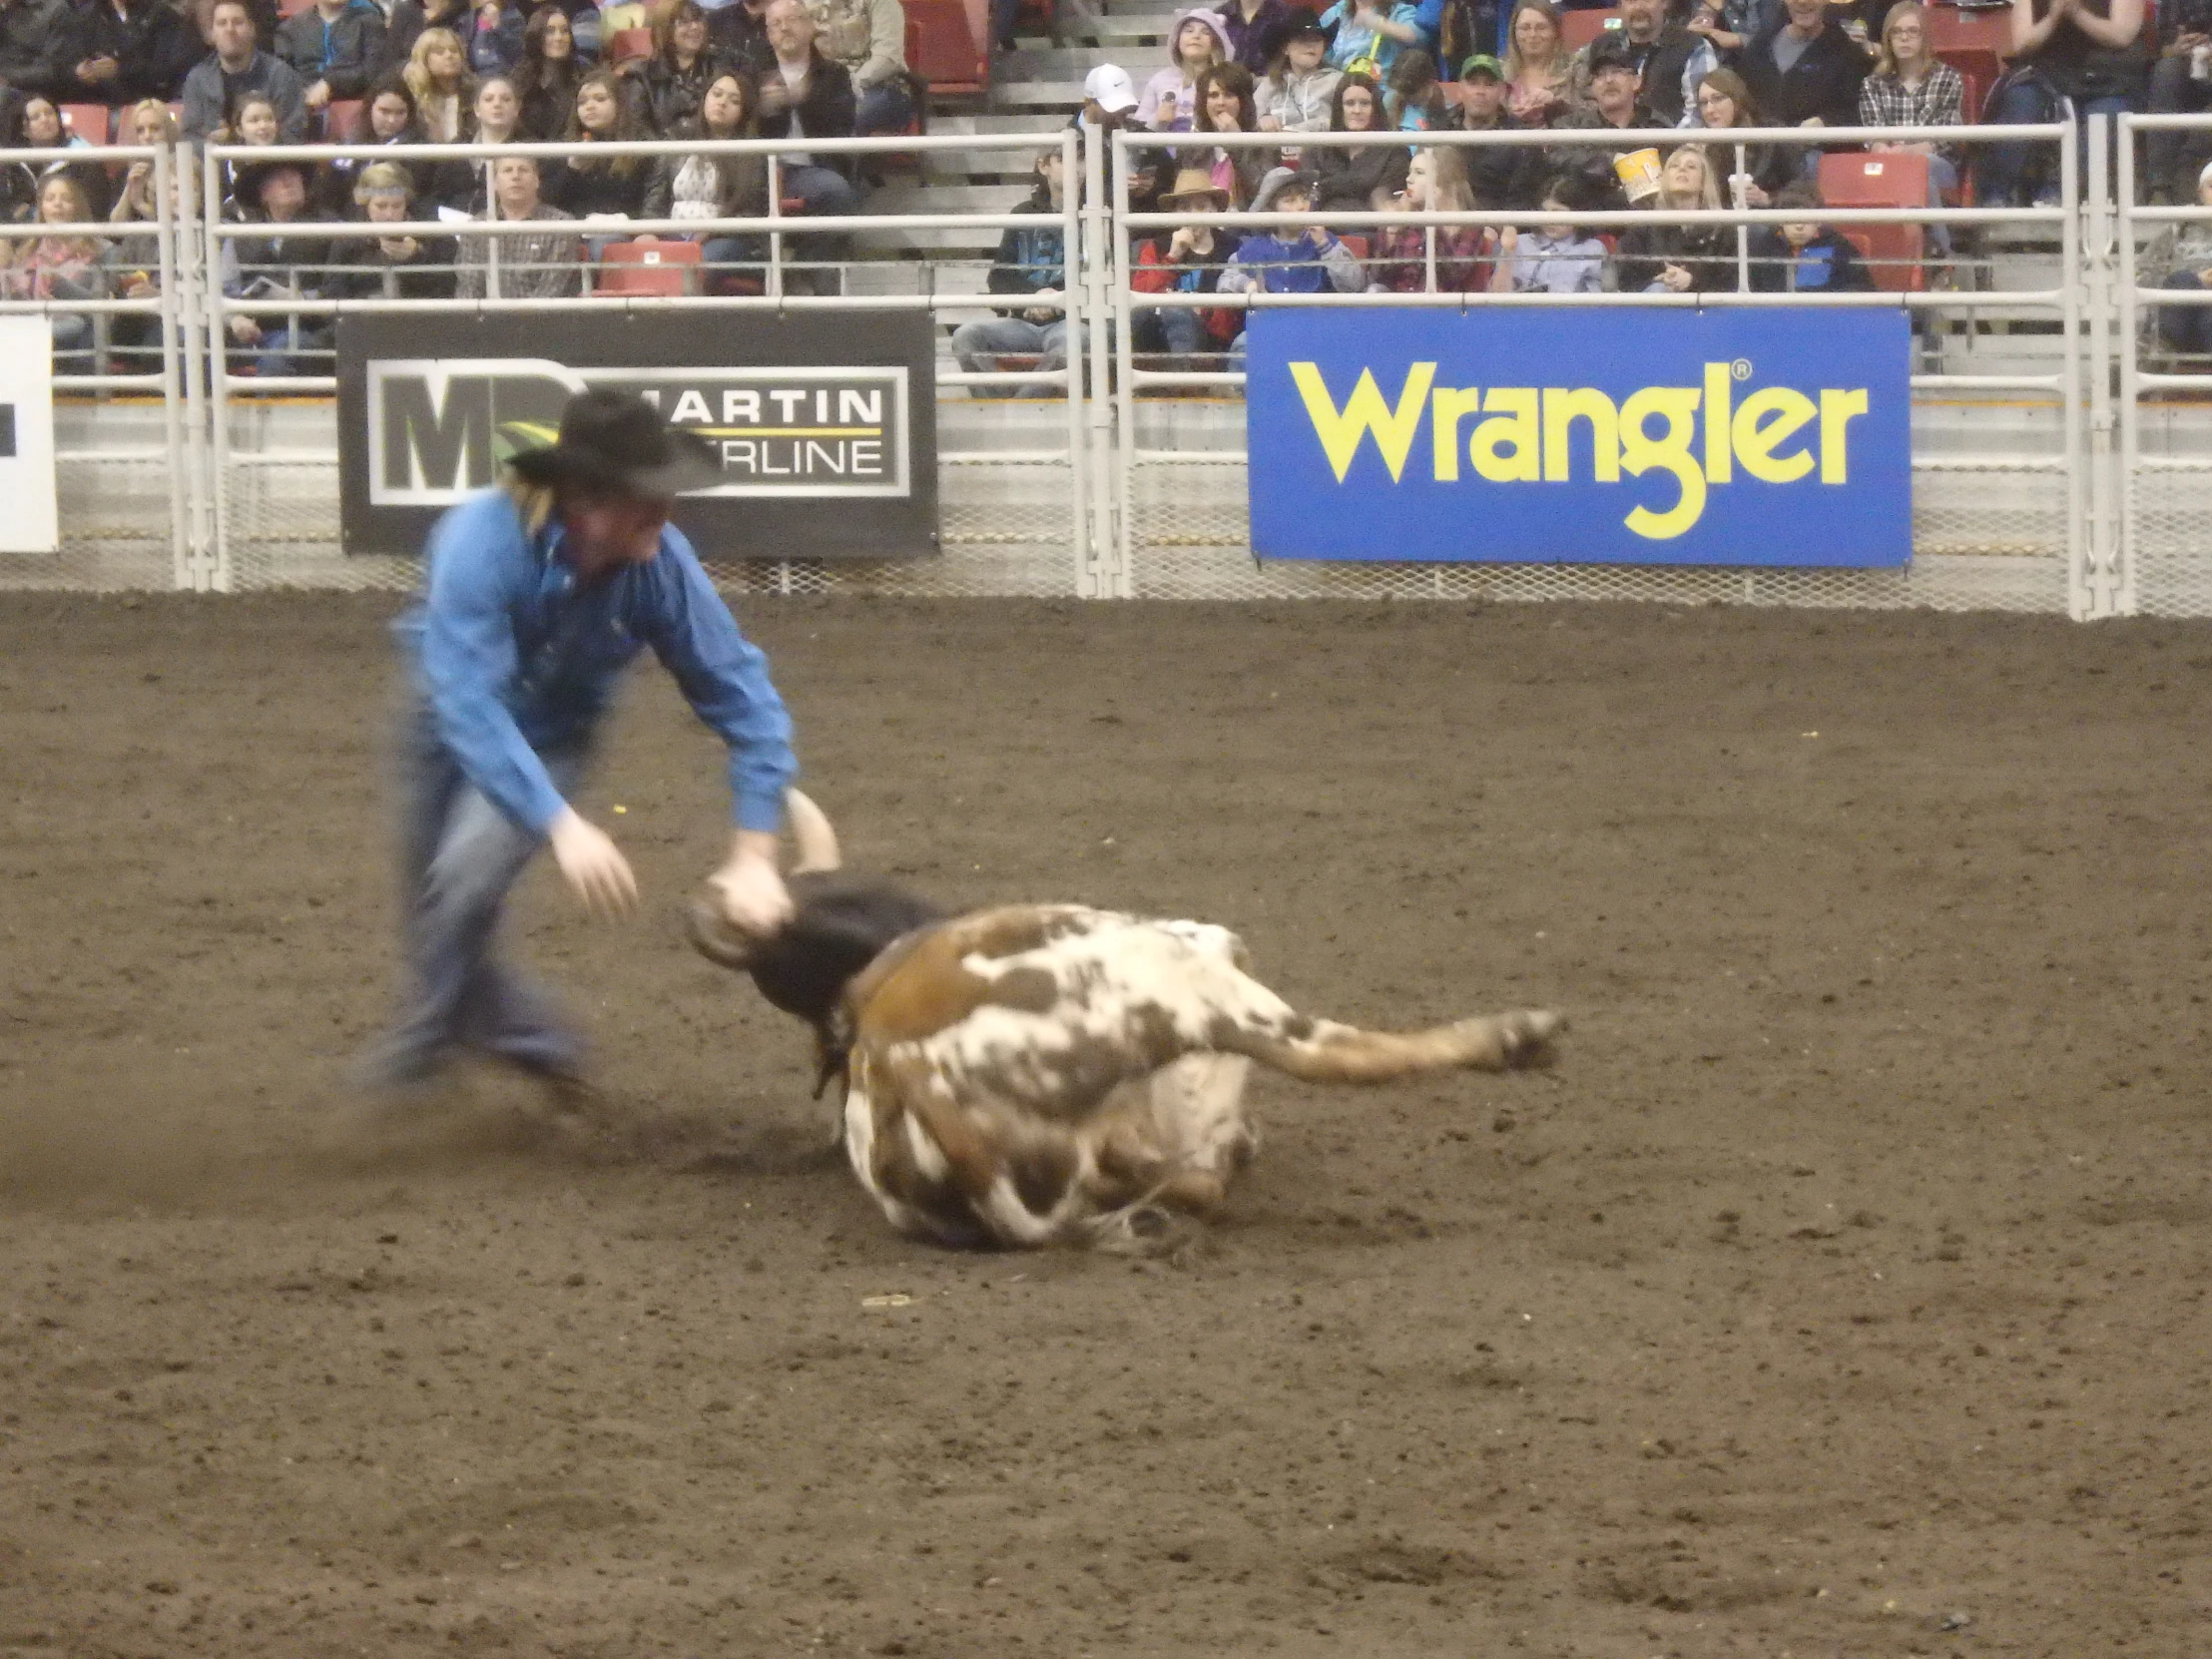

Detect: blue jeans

[855,78,914,135]
[1979,89,2131,206]
[1139,305,1208,357]
[776,163,857,286]
[358,702,588,1087]
[2158,271,2212,357]
[950,314,1072,395]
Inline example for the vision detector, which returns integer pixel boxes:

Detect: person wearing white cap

[1080,63,1141,127]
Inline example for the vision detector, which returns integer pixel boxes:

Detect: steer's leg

[1178,953,1561,1084]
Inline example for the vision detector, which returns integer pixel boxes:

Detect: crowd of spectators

[0,0,2207,372]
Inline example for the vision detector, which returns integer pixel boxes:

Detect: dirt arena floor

[3,594,2210,1659]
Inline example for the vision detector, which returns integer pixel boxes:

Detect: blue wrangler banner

[1244,306,1913,567]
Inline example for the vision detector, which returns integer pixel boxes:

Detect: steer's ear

[687,898,755,970]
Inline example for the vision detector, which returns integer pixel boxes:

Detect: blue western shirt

[393,488,797,836]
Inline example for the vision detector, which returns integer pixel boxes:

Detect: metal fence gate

[5,122,2209,616]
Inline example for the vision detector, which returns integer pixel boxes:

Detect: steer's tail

[1219,1008,1562,1085]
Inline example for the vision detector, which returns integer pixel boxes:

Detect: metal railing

[1104,121,2098,610]
[195,130,1086,595]
[6,118,2209,616]
[2115,111,2212,619]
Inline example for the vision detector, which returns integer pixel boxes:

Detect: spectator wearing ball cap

[1214,0,1290,71]
[1549,36,1656,211]
[1077,61,1139,128]
[358,387,800,1109]
[1254,7,1339,135]
[1138,5,1231,132]
[1566,0,1695,125]
[1130,164,1244,365]
[1453,53,1545,209]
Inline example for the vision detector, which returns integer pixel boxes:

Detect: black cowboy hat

[507,387,723,499]
[1258,4,1328,60]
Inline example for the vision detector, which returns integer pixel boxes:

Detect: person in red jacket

[1131,165,1244,367]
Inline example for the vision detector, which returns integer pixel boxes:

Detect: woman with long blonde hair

[1614,144,1733,291]
[404,27,476,140]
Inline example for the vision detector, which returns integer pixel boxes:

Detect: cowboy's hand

[709,835,793,936]
[548,807,638,918]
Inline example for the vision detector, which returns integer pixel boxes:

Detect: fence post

[2079,114,2122,619]
[172,141,219,593]
[202,143,235,593]
[1077,120,1123,598]
[2112,115,2140,617]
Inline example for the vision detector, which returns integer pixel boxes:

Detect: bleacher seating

[321,99,364,142]
[1560,8,1619,51]
[606,27,654,63]
[1820,149,1930,292]
[61,105,111,145]
[596,238,702,295]
[907,0,988,98]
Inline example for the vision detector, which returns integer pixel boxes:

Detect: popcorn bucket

[1614,147,1662,204]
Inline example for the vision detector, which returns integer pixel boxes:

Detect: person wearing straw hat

[358,388,800,1106]
[1131,165,1244,366]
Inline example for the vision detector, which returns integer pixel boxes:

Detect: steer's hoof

[1495,1009,1563,1071]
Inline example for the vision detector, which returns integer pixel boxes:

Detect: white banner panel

[0,316,58,553]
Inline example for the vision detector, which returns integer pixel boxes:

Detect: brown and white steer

[691,793,1562,1254]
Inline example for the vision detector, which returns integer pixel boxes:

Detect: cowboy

[358,389,800,1105]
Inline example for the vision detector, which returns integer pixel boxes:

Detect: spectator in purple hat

[1139,6,1231,131]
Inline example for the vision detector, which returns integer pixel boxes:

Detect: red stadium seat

[1819,149,1929,292]
[277,0,315,16]
[321,98,364,142]
[596,237,702,294]
[1921,3,2011,55]
[61,104,112,145]
[1560,7,1621,50]
[1338,232,1369,260]
[906,0,986,96]
[606,27,654,63]
[1937,44,2003,123]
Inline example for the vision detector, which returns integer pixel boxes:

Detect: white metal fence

[3,118,2208,617]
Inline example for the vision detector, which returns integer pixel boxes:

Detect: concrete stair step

[990,79,1087,110]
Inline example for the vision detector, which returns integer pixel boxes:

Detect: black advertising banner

[334,310,937,558]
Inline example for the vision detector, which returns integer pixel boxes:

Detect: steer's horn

[785,788,841,875]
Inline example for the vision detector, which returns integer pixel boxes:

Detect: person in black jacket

[1310,72,1405,213]
[628,0,720,132]
[1748,179,1875,289]
[276,0,388,116]
[1454,55,1544,210]
[1613,143,1736,291]
[1,0,83,100]
[754,0,855,288]
[219,158,340,374]
[553,67,653,218]
[1733,0,1870,130]
[513,1,580,136]
[949,146,1072,396]
[70,0,200,104]
[329,158,457,296]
